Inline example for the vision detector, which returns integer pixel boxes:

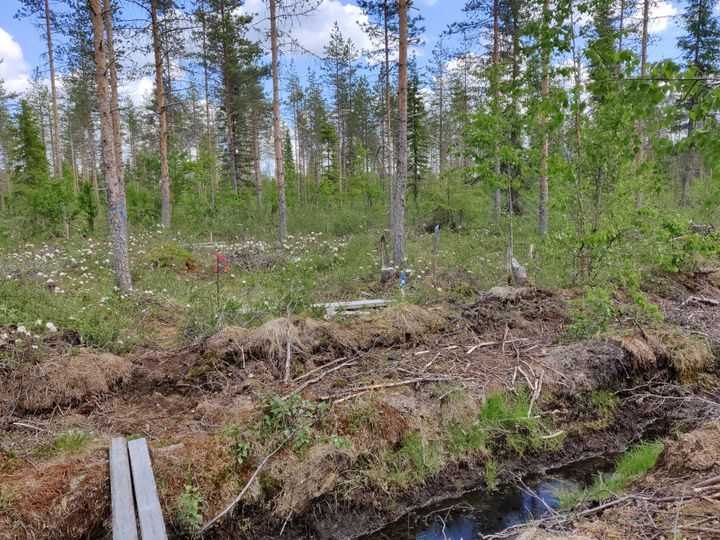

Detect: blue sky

[0,0,692,103]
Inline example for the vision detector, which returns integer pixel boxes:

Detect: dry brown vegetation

[0,271,718,539]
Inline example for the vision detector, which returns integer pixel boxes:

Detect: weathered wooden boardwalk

[110,437,167,540]
[312,298,390,318]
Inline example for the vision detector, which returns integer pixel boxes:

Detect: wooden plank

[312,299,388,310]
[312,299,389,317]
[110,437,138,540]
[128,438,167,540]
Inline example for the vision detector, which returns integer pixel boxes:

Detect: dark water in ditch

[366,458,612,540]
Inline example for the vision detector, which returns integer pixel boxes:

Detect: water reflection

[369,462,607,540]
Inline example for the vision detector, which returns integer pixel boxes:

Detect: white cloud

[0,27,30,93]
[120,77,154,106]
[240,0,371,57]
[424,0,438,5]
[628,0,678,34]
[649,0,678,33]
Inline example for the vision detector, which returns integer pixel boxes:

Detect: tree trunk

[70,137,78,194]
[87,123,100,202]
[89,0,132,291]
[636,0,649,167]
[392,0,408,266]
[538,0,550,237]
[103,0,125,191]
[270,0,287,241]
[492,0,501,224]
[200,6,217,210]
[151,0,171,227]
[45,0,62,178]
[252,113,262,206]
[224,90,238,193]
[438,74,445,174]
[384,2,394,229]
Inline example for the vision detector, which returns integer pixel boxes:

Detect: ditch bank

[0,271,718,539]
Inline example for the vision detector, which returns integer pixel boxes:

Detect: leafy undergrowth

[367,386,562,491]
[555,441,665,509]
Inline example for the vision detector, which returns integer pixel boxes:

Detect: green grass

[556,441,664,510]
[381,432,444,487]
[590,390,620,416]
[36,431,92,459]
[373,387,559,490]
[476,386,554,454]
[1,177,718,359]
[483,459,500,491]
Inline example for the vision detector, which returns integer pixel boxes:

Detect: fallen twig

[282,358,356,400]
[293,356,347,382]
[694,474,720,489]
[683,295,719,306]
[12,421,46,432]
[575,495,631,517]
[422,352,442,372]
[195,430,296,536]
[321,376,448,403]
[466,339,528,354]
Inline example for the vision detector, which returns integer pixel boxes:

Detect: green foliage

[12,100,48,185]
[343,402,380,435]
[590,390,620,416]
[483,459,500,491]
[566,280,664,340]
[176,483,203,531]
[0,278,145,353]
[143,241,199,271]
[445,421,487,458]
[328,434,351,451]
[382,432,444,487]
[257,393,324,450]
[476,386,550,455]
[556,441,664,509]
[78,181,98,235]
[37,431,91,458]
[566,286,617,339]
[234,440,250,465]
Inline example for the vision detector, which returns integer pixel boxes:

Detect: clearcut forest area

[1,0,720,539]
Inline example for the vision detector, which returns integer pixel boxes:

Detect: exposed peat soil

[0,270,719,539]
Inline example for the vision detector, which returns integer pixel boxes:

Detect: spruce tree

[14,100,49,185]
[678,0,720,75]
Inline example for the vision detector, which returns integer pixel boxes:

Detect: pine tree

[428,35,449,175]
[150,0,172,227]
[89,0,132,291]
[392,0,409,266]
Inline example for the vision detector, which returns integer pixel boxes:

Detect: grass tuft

[556,441,664,510]
[36,431,92,459]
